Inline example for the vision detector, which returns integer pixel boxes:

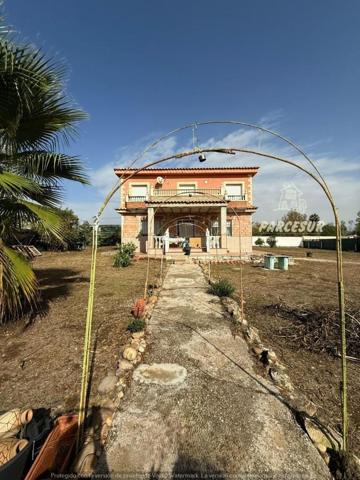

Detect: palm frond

[10,151,90,185]
[0,170,41,196]
[0,242,38,323]
[0,199,63,238]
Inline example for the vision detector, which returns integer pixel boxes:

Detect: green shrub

[113,251,131,267]
[127,318,145,332]
[255,238,264,246]
[117,242,136,258]
[113,242,137,267]
[208,279,235,297]
[266,235,277,248]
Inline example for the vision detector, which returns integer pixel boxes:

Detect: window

[141,218,161,235]
[210,219,219,236]
[177,219,195,237]
[155,218,162,236]
[140,218,148,235]
[225,183,244,200]
[129,184,148,201]
[226,220,232,236]
[178,183,197,195]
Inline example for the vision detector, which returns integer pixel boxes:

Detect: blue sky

[6,0,360,224]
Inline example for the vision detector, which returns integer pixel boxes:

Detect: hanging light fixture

[192,122,207,162]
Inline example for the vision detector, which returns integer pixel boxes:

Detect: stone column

[147,207,154,252]
[220,206,227,249]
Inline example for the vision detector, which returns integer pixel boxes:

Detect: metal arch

[78,128,347,453]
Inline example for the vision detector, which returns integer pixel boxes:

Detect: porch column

[147,206,154,252]
[220,205,227,249]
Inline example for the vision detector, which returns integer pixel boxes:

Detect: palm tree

[0,25,88,323]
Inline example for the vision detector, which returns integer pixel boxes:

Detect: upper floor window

[178,183,197,195]
[224,183,244,200]
[129,184,148,201]
[226,220,232,236]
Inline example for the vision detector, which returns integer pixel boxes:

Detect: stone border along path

[100,262,332,479]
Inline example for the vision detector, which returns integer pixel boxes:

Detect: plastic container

[264,254,275,270]
[277,255,289,271]
[0,409,51,480]
[25,414,78,480]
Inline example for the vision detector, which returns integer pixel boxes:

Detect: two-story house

[114,166,258,256]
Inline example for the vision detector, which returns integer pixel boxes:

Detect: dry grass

[212,251,360,453]
[254,246,360,262]
[0,248,161,415]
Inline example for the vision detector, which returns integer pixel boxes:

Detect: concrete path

[103,263,331,479]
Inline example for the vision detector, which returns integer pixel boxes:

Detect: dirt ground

[0,248,161,415]
[212,248,360,455]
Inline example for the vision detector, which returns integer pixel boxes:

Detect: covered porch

[145,203,229,255]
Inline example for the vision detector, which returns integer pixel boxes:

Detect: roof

[114,166,259,176]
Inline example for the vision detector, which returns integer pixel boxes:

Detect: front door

[177,219,195,238]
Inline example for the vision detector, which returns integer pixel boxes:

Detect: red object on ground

[131,298,146,318]
[25,415,78,480]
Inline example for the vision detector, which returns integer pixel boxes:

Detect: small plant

[113,251,131,267]
[118,242,136,258]
[208,279,235,297]
[266,235,277,248]
[127,318,145,332]
[113,242,137,267]
[255,237,264,246]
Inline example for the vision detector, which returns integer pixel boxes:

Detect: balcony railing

[126,189,248,202]
[225,194,247,201]
[151,188,222,198]
[127,195,148,202]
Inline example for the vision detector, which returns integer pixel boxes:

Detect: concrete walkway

[103,263,331,479]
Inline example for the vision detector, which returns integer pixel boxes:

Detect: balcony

[151,188,222,200]
[125,188,248,204]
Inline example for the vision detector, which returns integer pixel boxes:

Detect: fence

[303,237,359,252]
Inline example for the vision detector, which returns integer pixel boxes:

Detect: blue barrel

[277,255,289,271]
[264,254,275,270]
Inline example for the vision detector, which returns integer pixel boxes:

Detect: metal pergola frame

[76,121,347,456]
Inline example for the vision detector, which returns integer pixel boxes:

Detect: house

[114,166,258,256]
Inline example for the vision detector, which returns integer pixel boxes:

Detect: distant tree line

[15,208,120,250]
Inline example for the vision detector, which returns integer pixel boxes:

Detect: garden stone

[100,399,116,410]
[304,419,332,450]
[269,367,294,391]
[245,326,261,344]
[98,374,117,395]
[118,359,133,371]
[132,331,145,340]
[101,423,110,445]
[222,297,240,316]
[123,347,137,361]
[138,345,145,353]
[72,440,97,474]
[267,350,278,363]
[252,345,264,356]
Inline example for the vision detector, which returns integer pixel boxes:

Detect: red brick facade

[114,167,258,255]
